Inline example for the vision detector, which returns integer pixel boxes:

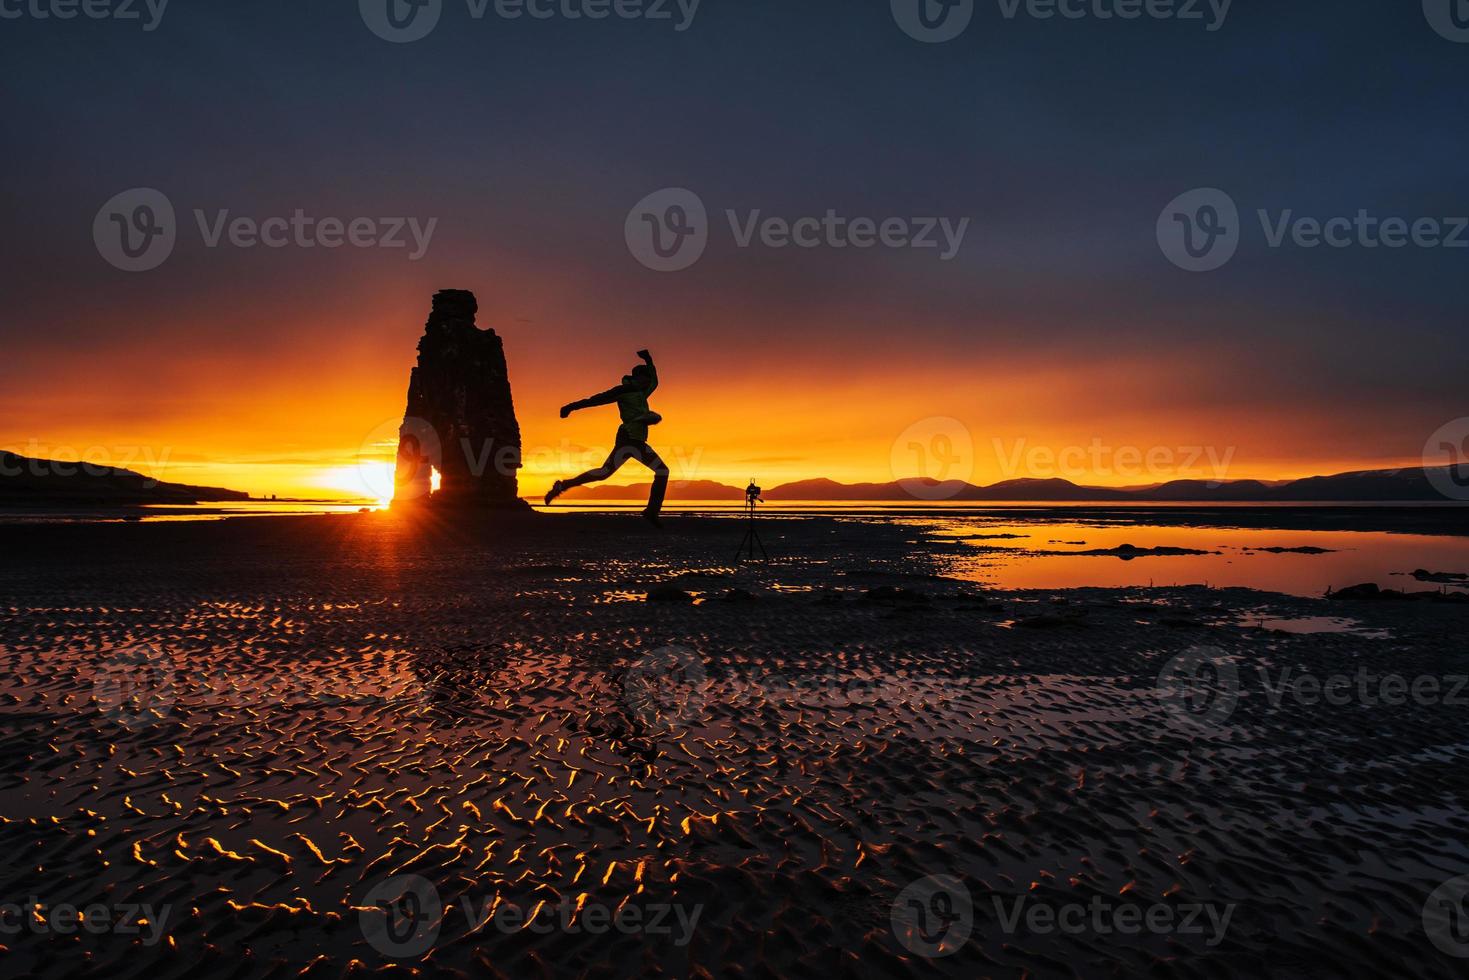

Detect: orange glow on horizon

[1,294,1445,501]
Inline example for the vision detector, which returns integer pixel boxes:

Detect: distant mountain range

[561,465,1469,503]
[7,446,1464,508]
[0,451,249,506]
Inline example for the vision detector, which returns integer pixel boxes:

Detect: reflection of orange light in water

[945,522,1469,598]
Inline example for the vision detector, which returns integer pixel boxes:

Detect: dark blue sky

[2,0,1465,489]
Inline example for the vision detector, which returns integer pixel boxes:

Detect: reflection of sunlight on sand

[5,508,1469,975]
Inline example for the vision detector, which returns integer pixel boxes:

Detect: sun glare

[313,461,395,506]
[310,461,442,509]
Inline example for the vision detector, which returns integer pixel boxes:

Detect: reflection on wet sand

[934,520,1469,597]
[0,510,1467,976]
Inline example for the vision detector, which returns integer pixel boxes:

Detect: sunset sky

[2,2,1465,500]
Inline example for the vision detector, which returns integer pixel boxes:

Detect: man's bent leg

[629,442,670,516]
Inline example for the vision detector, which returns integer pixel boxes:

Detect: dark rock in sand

[1328,582,1469,603]
[393,289,527,509]
[1329,583,1396,600]
[1033,542,1215,559]
[1411,568,1469,584]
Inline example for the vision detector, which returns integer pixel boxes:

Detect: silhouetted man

[545,349,668,525]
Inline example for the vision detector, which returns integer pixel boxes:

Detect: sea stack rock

[393,289,527,509]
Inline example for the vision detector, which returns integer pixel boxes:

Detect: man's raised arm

[637,349,658,393]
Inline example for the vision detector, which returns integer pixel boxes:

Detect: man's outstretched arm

[560,384,634,418]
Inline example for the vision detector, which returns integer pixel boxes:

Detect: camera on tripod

[736,478,768,562]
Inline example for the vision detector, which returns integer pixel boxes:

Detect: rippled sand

[1,511,1468,978]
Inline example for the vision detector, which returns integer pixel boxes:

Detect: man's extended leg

[545,444,635,505]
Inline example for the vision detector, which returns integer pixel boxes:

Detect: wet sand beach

[2,509,1468,977]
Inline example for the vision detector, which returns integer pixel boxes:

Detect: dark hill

[0,451,249,506]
